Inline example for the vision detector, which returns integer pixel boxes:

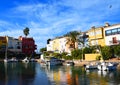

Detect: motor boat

[97,62,117,71]
[46,57,63,66]
[9,57,18,62]
[66,61,75,66]
[85,62,98,70]
[22,57,29,63]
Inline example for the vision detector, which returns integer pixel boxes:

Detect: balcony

[109,40,120,45]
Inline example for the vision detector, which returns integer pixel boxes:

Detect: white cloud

[0,0,120,50]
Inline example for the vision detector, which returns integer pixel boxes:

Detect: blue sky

[0,0,120,50]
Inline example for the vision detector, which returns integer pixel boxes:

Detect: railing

[109,40,120,45]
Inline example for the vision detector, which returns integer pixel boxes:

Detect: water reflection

[42,65,120,85]
[0,62,36,85]
[0,62,120,85]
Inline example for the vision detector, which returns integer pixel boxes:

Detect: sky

[0,0,120,51]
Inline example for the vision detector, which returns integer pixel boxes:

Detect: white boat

[22,57,29,63]
[46,57,63,66]
[85,63,98,70]
[9,57,18,62]
[97,62,117,71]
[66,61,75,66]
[4,59,10,63]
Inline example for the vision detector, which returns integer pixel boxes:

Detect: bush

[71,49,82,60]
[101,46,112,60]
[113,45,120,59]
[96,55,101,60]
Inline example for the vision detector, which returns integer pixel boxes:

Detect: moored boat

[85,62,98,70]
[97,62,117,71]
[46,57,63,66]
[22,57,29,63]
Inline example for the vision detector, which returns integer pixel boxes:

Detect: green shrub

[96,55,101,60]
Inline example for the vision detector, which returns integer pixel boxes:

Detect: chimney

[91,26,95,29]
[105,23,110,27]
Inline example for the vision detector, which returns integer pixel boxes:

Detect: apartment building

[104,23,120,46]
[7,36,22,53]
[87,26,105,46]
[47,37,73,54]
[0,36,7,50]
[19,36,37,55]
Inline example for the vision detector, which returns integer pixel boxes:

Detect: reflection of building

[19,36,37,55]
[88,26,105,46]
[104,23,120,46]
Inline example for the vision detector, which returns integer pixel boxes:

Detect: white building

[47,40,53,52]
[7,36,22,53]
[104,23,120,46]
[46,37,72,54]
[59,37,67,53]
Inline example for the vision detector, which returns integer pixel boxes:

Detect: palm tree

[64,31,81,49]
[23,27,29,37]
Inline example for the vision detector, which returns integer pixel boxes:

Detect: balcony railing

[109,40,120,45]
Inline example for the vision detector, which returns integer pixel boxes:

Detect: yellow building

[88,26,105,46]
[52,38,60,53]
[0,36,7,50]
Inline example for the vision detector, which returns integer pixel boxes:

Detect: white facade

[46,37,72,53]
[59,37,67,53]
[104,24,120,46]
[7,36,22,53]
[47,40,53,51]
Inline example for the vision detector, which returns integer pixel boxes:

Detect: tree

[71,49,82,60]
[64,31,81,49]
[23,27,29,37]
[101,46,112,60]
[40,47,47,53]
[114,45,120,59]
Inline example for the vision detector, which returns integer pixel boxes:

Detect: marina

[0,61,120,85]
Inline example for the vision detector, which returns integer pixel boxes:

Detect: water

[0,62,120,85]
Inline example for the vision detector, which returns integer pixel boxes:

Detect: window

[112,29,117,35]
[118,28,120,34]
[105,30,111,36]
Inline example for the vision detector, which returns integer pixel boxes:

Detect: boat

[29,58,37,62]
[46,57,63,66]
[9,57,18,62]
[97,62,117,71]
[85,63,98,70]
[66,61,75,66]
[22,57,29,63]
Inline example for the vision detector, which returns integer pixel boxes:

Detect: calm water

[0,62,120,85]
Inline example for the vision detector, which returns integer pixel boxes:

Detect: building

[7,36,22,53]
[19,36,37,55]
[46,37,74,54]
[87,26,105,47]
[0,36,7,50]
[104,23,120,46]
[47,39,53,52]
[77,32,89,49]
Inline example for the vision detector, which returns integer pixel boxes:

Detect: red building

[19,36,37,55]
